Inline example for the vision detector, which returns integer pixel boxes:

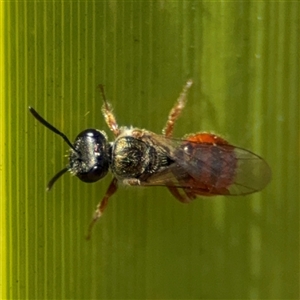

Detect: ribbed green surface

[4,1,299,299]
[0,2,6,300]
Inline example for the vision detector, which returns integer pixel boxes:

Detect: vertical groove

[286,4,299,297]
[73,3,79,298]
[101,2,107,297]
[23,1,29,299]
[271,3,286,298]
[7,1,12,296]
[67,2,74,298]
[249,3,265,298]
[77,0,82,292]
[51,2,57,298]
[15,2,20,299]
[90,2,96,298]
[57,2,64,299]
[83,2,88,296]
[32,1,37,298]
[0,1,6,300]
[42,2,47,299]
[111,3,118,297]
[145,2,153,297]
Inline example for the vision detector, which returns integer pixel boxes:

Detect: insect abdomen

[180,133,237,193]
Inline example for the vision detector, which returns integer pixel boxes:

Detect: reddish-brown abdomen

[180,133,237,194]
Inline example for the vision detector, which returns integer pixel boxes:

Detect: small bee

[29,80,271,238]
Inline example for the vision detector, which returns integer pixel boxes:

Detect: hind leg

[163,80,194,203]
[162,79,193,138]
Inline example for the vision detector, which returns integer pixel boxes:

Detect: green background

[4,1,299,299]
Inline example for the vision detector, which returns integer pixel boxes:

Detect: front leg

[86,177,118,240]
[98,84,120,137]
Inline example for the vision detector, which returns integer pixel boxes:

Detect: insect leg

[162,79,193,138]
[86,177,118,240]
[167,186,194,203]
[164,80,194,203]
[98,84,120,137]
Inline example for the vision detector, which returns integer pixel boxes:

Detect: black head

[69,129,109,183]
[28,107,110,190]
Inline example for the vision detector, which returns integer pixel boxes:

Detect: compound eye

[70,129,110,182]
[77,164,108,183]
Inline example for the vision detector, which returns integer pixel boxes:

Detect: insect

[29,80,271,238]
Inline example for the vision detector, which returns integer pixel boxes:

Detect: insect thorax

[111,133,172,181]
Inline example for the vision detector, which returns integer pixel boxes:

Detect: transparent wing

[139,135,271,196]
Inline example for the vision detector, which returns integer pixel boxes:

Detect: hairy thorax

[110,128,172,181]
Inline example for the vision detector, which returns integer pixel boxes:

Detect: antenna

[28,106,78,153]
